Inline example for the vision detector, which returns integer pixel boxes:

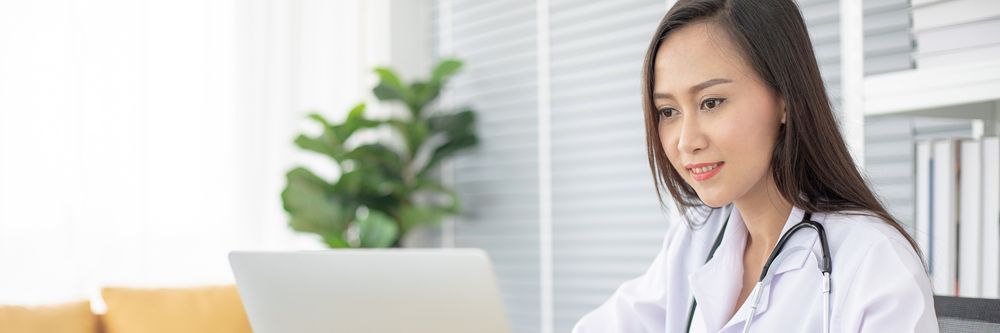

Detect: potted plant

[280,58,478,248]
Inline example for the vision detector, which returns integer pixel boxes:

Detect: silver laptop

[229,249,511,333]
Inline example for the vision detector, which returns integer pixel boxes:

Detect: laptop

[229,249,512,333]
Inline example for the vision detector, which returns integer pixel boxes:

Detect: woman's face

[652,22,785,208]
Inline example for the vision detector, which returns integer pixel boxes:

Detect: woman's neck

[733,174,793,250]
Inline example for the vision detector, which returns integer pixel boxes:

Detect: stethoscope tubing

[687,207,833,333]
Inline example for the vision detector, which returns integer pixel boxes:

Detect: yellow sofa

[0,285,252,333]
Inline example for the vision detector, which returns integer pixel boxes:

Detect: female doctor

[572,0,939,332]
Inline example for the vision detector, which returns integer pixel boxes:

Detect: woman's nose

[676,115,707,154]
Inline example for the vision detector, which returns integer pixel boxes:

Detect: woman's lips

[688,162,723,181]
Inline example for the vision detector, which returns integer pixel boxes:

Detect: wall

[0,0,396,309]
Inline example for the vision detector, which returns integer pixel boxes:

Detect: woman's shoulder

[818,209,938,330]
[820,209,918,255]
[819,209,929,287]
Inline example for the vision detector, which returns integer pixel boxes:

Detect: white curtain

[0,0,382,308]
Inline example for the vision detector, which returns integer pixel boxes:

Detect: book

[959,140,982,297]
[982,137,1000,298]
[933,139,959,296]
[916,140,933,274]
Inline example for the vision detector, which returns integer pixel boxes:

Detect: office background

[0,0,997,332]
[426,0,991,332]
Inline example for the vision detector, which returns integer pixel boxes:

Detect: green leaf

[430,59,462,84]
[418,127,479,177]
[333,167,405,215]
[345,143,406,178]
[331,103,381,143]
[419,133,478,178]
[322,234,351,248]
[406,59,463,112]
[409,59,463,113]
[333,169,365,195]
[427,109,475,136]
[410,122,429,154]
[418,109,478,177]
[307,113,333,128]
[295,113,351,162]
[386,119,430,157]
[357,211,400,248]
[410,81,435,115]
[293,134,335,157]
[282,167,352,236]
[399,205,452,233]
[373,83,403,102]
[372,68,410,103]
[335,168,394,194]
[375,68,406,91]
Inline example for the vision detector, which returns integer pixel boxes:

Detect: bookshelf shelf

[864,60,1000,119]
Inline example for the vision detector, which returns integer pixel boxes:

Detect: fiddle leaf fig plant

[281,58,478,248]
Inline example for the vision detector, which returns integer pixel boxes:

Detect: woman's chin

[695,191,729,208]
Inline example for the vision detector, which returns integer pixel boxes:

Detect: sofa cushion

[101,285,251,333]
[0,300,97,333]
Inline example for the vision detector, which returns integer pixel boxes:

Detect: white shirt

[571,204,939,332]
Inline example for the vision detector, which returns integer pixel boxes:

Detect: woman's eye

[657,107,677,119]
[700,97,726,110]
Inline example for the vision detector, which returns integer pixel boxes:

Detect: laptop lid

[229,249,511,333]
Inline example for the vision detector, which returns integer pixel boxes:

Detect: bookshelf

[862,59,1000,299]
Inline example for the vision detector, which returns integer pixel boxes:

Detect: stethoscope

[684,205,833,333]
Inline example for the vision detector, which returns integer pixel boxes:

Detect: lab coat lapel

[760,206,819,278]
[688,207,747,332]
[718,206,823,332]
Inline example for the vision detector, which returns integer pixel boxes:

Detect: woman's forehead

[652,22,753,92]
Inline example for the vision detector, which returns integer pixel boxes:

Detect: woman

[572,0,938,332]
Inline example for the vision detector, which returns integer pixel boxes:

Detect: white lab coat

[572,204,939,333]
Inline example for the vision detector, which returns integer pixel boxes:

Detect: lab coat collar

[688,205,822,332]
[687,205,747,332]
[771,206,819,276]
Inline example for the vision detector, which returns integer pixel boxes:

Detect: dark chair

[934,295,1000,332]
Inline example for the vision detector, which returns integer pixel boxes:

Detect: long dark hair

[641,0,922,257]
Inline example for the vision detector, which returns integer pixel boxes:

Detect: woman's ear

[779,99,787,124]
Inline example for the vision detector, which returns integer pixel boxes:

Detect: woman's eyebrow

[690,78,732,93]
[653,78,733,100]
